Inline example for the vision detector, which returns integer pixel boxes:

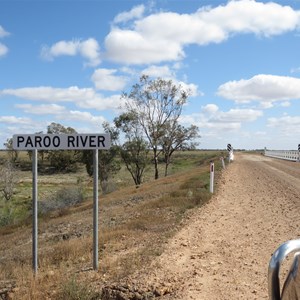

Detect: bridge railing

[264,150,299,162]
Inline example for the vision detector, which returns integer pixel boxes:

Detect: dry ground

[126,153,300,299]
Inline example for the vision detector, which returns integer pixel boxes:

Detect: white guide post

[210,161,214,194]
[221,157,225,170]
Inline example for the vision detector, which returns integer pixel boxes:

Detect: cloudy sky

[1,0,300,150]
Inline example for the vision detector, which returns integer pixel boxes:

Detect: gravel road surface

[138,153,300,299]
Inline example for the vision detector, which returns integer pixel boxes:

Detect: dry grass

[0,151,225,298]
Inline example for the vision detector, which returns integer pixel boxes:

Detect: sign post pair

[13,133,111,274]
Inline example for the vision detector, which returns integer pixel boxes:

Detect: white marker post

[12,133,111,273]
[220,156,225,170]
[227,144,234,163]
[210,161,214,193]
[298,144,300,162]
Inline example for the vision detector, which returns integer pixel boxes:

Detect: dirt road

[138,153,300,299]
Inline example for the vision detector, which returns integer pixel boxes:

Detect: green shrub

[1,203,28,226]
[0,204,14,227]
[59,276,99,300]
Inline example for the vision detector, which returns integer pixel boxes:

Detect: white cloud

[290,67,300,74]
[279,101,291,107]
[139,66,200,97]
[105,28,184,64]
[79,94,124,112]
[67,110,106,125]
[113,4,145,24]
[41,38,101,67]
[79,38,101,67]
[0,86,122,111]
[217,74,300,105]
[0,116,32,125]
[268,115,300,135]
[180,105,262,132]
[0,25,9,38]
[197,0,300,37]
[202,104,219,114]
[1,86,94,102]
[141,65,174,78]
[0,43,8,57]
[13,103,107,130]
[211,108,263,123]
[105,0,300,65]
[15,103,66,114]
[2,122,47,140]
[91,68,128,91]
[178,81,200,97]
[0,25,9,57]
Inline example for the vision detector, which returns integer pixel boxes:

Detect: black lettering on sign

[80,135,89,147]
[35,136,42,147]
[68,136,75,147]
[25,136,34,147]
[44,136,51,147]
[17,136,24,147]
[89,136,96,147]
[98,136,105,148]
[53,136,60,147]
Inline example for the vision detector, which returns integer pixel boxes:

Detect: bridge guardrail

[265,150,300,162]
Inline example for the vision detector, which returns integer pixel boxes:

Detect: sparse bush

[0,202,29,227]
[0,204,14,227]
[100,179,117,195]
[59,276,99,300]
[0,160,18,201]
[39,186,84,215]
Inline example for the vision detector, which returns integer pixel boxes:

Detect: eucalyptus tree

[160,122,199,176]
[122,75,195,179]
[114,112,149,187]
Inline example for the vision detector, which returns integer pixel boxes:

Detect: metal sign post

[93,149,99,271]
[32,149,38,274]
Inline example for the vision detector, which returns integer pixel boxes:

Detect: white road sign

[12,134,111,150]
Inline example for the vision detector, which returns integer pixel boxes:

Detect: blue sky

[1,0,300,150]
